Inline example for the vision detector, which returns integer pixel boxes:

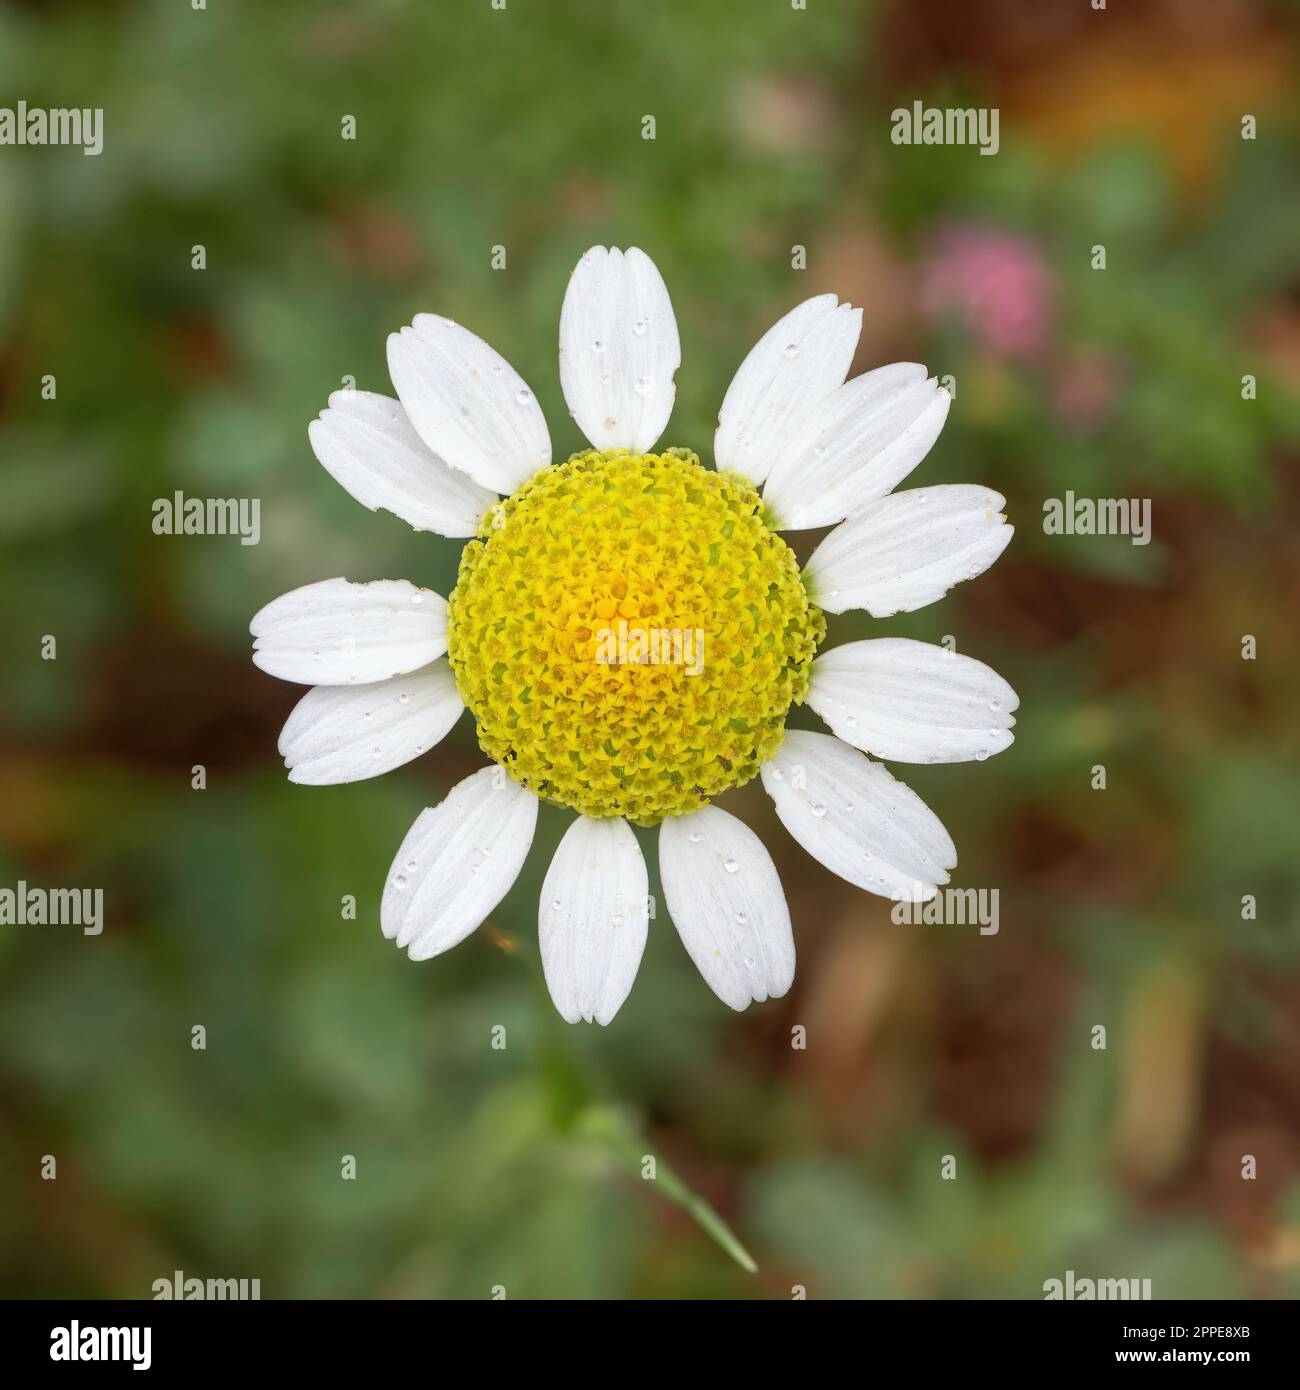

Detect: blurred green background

[2,0,1299,1299]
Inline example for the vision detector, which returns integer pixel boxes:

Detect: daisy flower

[251,246,1016,1024]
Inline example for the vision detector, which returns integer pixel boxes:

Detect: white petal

[715,294,861,486]
[559,246,680,453]
[250,577,447,685]
[762,367,950,529]
[277,662,464,785]
[760,730,955,901]
[308,390,496,537]
[808,639,1018,764]
[386,315,550,494]
[381,768,538,961]
[659,805,794,1011]
[804,485,1013,617]
[539,816,648,1025]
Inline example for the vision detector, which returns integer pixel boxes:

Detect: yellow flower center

[446,447,825,825]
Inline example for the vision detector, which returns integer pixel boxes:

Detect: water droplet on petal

[723,858,739,874]
[393,874,407,890]
[516,388,532,405]
[398,692,410,705]
[810,803,827,819]
[592,339,604,352]
[688,831,702,844]
[783,343,799,359]
[736,911,748,925]
[632,319,648,336]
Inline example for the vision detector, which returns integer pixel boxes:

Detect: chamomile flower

[251,246,1016,1023]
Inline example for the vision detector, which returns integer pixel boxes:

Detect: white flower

[251,246,1016,1024]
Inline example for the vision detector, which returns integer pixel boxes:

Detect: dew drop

[411,592,424,604]
[632,318,648,336]
[398,693,410,705]
[810,803,827,819]
[783,343,799,359]
[611,913,625,927]
[489,363,504,377]
[592,339,604,352]
[371,746,383,758]
[769,767,785,782]
[634,376,653,397]
[736,911,748,925]
[688,831,702,844]
[406,860,418,872]
[516,388,533,405]
[989,700,1001,712]
[723,858,739,874]
[393,874,407,890]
